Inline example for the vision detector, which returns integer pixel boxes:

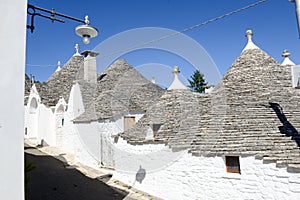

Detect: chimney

[81,50,99,84]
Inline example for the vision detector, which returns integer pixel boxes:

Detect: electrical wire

[26,0,268,67]
[98,0,268,59]
[26,64,58,67]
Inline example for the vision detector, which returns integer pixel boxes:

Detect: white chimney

[81,50,99,84]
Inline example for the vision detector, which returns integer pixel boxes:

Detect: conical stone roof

[74,59,165,122]
[35,55,83,107]
[121,31,300,172]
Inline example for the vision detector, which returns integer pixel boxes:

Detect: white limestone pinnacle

[55,60,61,72]
[242,30,259,52]
[168,66,187,90]
[73,44,81,56]
[281,50,296,65]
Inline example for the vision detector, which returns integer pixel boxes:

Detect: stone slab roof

[120,48,300,172]
[35,55,83,107]
[24,74,31,105]
[74,59,165,122]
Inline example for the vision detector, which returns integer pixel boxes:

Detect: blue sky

[26,0,300,86]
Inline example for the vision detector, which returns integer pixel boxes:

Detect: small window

[62,118,64,126]
[225,156,240,174]
[124,116,135,131]
[152,124,161,137]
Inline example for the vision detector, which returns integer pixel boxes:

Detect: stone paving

[25,139,161,200]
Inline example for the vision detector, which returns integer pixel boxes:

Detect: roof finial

[73,44,81,56]
[282,49,291,58]
[168,66,187,90]
[281,49,295,65]
[173,66,180,74]
[242,29,259,52]
[246,30,253,42]
[55,61,62,72]
[84,15,90,25]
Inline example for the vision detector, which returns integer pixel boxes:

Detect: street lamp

[27,4,98,44]
[75,16,98,44]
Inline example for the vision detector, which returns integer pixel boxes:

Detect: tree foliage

[188,70,207,93]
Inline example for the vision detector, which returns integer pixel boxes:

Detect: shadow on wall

[269,102,300,147]
[130,165,146,188]
[136,165,146,183]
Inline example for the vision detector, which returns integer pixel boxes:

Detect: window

[225,156,240,174]
[152,124,161,137]
[124,116,135,131]
[62,118,64,126]
[29,98,38,113]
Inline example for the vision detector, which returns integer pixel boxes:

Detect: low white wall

[25,86,41,139]
[25,106,39,138]
[75,122,100,167]
[112,143,300,200]
[37,104,55,146]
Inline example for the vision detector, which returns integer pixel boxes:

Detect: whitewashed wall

[25,88,56,146]
[112,142,300,200]
[61,83,145,168]
[25,86,41,139]
[54,99,66,147]
[75,122,100,167]
[51,82,300,199]
[59,113,144,169]
[0,0,27,199]
[98,114,143,167]
[37,104,55,146]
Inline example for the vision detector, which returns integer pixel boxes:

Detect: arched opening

[29,98,38,113]
[55,104,65,127]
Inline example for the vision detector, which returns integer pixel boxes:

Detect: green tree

[188,70,207,93]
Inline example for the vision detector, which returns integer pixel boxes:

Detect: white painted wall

[291,65,300,87]
[75,122,100,167]
[112,144,300,200]
[25,85,41,139]
[67,82,85,119]
[0,0,27,199]
[54,98,67,147]
[61,83,146,169]
[40,80,300,199]
[37,104,55,146]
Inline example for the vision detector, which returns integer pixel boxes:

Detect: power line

[26,64,58,67]
[98,0,268,58]
[26,0,268,67]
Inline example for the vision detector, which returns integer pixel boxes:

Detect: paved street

[25,145,129,200]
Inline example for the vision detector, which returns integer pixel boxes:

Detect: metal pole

[28,4,85,24]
